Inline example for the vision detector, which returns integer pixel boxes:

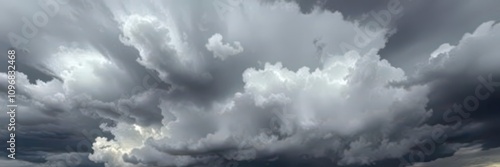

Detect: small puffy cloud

[429,43,455,60]
[206,33,244,60]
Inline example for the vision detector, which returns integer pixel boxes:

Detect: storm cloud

[1,0,500,167]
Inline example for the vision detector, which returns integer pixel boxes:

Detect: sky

[0,0,500,167]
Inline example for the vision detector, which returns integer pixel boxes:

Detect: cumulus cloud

[0,0,441,166]
[206,33,244,60]
[72,1,422,166]
[2,0,500,167]
[398,21,500,87]
[119,14,212,88]
[0,35,159,166]
[88,49,447,166]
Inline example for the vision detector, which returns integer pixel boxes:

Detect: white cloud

[119,14,212,88]
[404,21,500,86]
[430,43,454,60]
[80,1,448,167]
[206,33,244,60]
[85,18,500,166]
[89,50,445,166]
[6,1,500,167]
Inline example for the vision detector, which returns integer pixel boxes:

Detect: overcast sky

[1,0,500,167]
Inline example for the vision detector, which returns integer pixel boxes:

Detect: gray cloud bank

[1,0,500,167]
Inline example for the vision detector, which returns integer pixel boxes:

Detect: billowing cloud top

[1,0,500,167]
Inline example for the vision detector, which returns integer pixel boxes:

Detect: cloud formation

[410,145,500,167]
[1,0,500,167]
[88,49,447,166]
[206,33,244,60]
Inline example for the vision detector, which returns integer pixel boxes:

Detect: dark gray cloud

[1,0,500,167]
[379,0,500,72]
[408,144,500,167]
[287,0,500,72]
